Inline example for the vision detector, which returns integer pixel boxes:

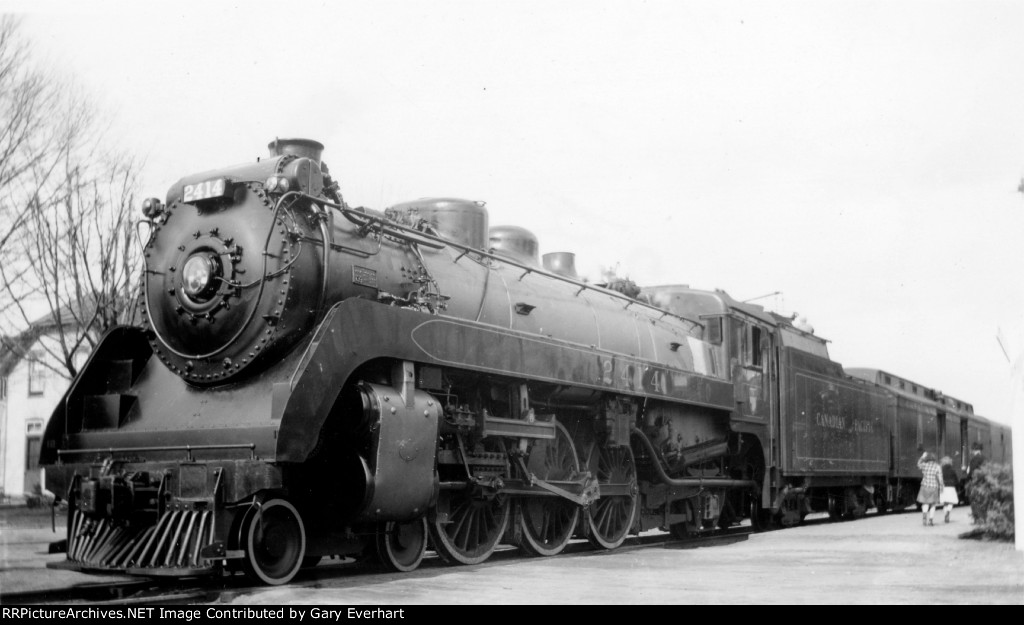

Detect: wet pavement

[2,506,1022,604]
[0,507,136,597]
[221,508,1024,605]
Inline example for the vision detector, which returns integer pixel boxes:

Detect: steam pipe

[317,204,330,316]
[631,427,756,490]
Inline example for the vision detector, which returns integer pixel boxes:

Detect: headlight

[182,254,217,301]
[264,175,292,194]
[142,197,164,218]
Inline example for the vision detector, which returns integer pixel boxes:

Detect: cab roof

[643,285,824,342]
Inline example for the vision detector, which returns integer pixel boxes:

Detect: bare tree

[1,18,62,311]
[0,16,142,380]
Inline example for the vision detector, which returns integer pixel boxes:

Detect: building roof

[0,327,46,378]
[0,302,90,378]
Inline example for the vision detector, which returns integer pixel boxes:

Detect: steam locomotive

[40,139,1012,585]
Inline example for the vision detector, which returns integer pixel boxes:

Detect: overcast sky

[6,0,1024,425]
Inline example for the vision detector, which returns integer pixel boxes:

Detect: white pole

[1011,338,1024,553]
[1012,185,1024,553]
[0,400,7,497]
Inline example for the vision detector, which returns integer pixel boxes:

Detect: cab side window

[705,316,723,344]
[740,323,763,368]
[750,326,763,368]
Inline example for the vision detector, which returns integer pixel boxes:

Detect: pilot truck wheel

[241,498,306,585]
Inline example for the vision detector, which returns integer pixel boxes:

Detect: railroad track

[0,524,758,606]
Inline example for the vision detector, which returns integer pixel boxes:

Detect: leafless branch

[0,16,142,379]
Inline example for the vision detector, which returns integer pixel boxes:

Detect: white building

[0,320,86,503]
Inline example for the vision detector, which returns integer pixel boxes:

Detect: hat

[971,442,983,451]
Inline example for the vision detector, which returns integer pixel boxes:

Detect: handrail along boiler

[40,139,1012,584]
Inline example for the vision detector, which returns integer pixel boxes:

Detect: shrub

[965,463,1014,541]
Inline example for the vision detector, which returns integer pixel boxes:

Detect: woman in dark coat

[916,452,943,527]
[939,456,960,523]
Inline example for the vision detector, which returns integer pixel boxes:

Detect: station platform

[2,505,1022,604]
